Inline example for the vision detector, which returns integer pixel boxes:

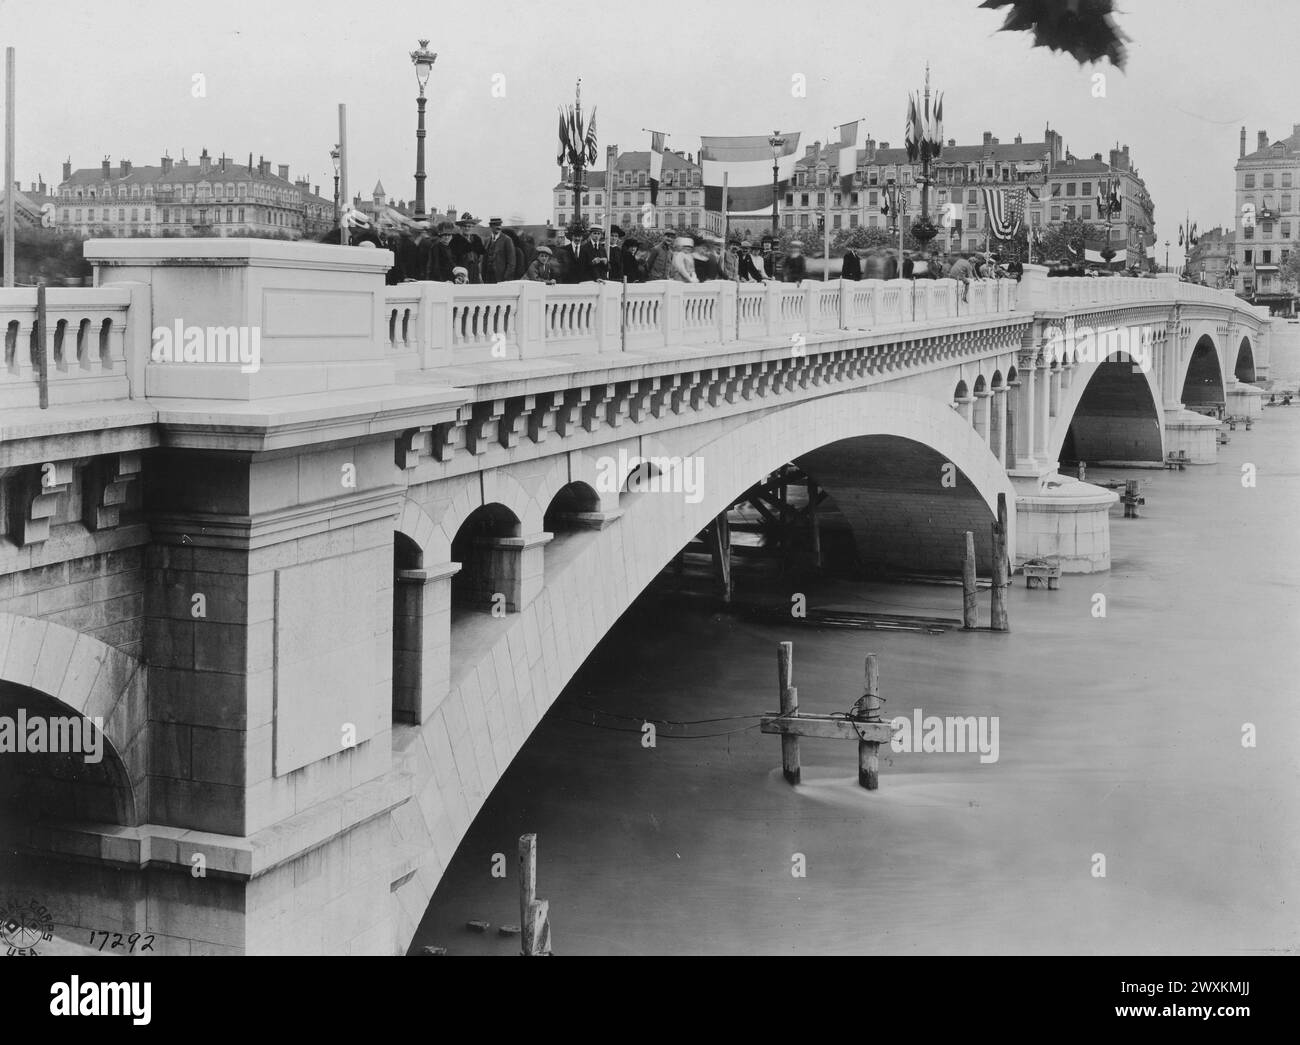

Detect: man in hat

[738,240,768,282]
[670,236,699,282]
[643,230,675,281]
[576,226,608,282]
[783,240,807,283]
[394,221,432,282]
[482,217,517,284]
[692,234,721,282]
[840,246,862,281]
[450,215,484,284]
[760,235,781,283]
[427,221,457,282]
[524,243,558,284]
[608,225,625,281]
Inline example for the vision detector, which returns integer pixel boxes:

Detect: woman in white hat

[670,236,699,283]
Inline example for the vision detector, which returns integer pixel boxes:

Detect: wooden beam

[962,530,977,630]
[860,654,882,790]
[518,833,536,947]
[991,492,1010,632]
[760,715,892,744]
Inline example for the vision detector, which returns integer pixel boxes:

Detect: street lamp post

[1165,240,1170,273]
[330,145,340,228]
[768,132,786,236]
[409,39,437,221]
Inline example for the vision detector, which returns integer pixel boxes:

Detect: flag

[837,121,859,194]
[931,93,944,159]
[699,132,802,213]
[583,108,598,166]
[982,186,1026,239]
[1178,226,1184,246]
[648,131,667,205]
[557,109,570,167]
[904,94,920,162]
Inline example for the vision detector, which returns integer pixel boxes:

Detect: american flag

[982,186,1028,239]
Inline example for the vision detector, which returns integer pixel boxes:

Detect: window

[636,192,646,205]
[1082,182,1092,196]
[226,208,233,222]
[1284,249,1292,263]
[849,213,858,227]
[1284,172,1293,188]
[985,167,994,179]
[784,214,793,229]
[623,192,631,205]
[1050,183,1061,197]
[1001,168,1009,181]
[130,208,138,221]
[1066,182,1077,196]
[1264,173,1274,188]
[677,191,685,205]
[594,193,602,205]
[1263,250,1272,263]
[1083,205,1092,220]
[1065,204,1076,220]
[638,173,647,187]
[868,171,878,185]
[1284,222,1292,239]
[868,190,878,206]
[1244,249,1253,264]
[967,189,977,204]
[800,214,809,228]
[800,193,809,207]
[118,208,125,221]
[1244,174,1256,188]
[850,192,859,205]
[967,211,979,229]
[833,214,841,229]
[622,212,631,226]
[816,192,825,206]
[61,209,69,222]
[144,209,151,222]
[868,215,878,228]
[1051,205,1061,221]
[582,193,589,205]
[1244,226,1254,239]
[833,193,841,207]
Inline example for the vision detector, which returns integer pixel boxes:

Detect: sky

[2,0,1298,264]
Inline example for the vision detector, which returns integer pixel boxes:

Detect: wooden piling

[860,653,882,790]
[518,832,536,941]
[706,510,733,603]
[961,530,977,630]
[777,641,799,784]
[991,492,1010,632]
[808,479,822,569]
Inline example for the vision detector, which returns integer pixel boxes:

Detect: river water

[413,408,1300,956]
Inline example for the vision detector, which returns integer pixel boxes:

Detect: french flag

[700,131,802,214]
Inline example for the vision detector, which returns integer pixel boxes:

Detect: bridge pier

[1162,405,1221,464]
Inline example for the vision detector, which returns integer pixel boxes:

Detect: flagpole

[823,181,830,281]
[573,78,583,228]
[722,170,729,254]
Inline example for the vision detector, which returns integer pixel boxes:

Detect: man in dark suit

[840,247,862,281]
[783,240,807,283]
[550,228,580,283]
[620,236,643,283]
[450,215,484,284]
[576,227,608,282]
[482,217,517,283]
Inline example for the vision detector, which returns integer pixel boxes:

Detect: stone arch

[953,378,969,401]
[1050,347,1164,466]
[990,369,1004,389]
[428,469,539,565]
[973,374,988,394]
[0,614,146,827]
[1235,335,1256,383]
[1181,332,1226,412]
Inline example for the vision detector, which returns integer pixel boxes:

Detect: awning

[1254,264,1279,272]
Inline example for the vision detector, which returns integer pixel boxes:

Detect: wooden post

[777,641,799,784]
[860,653,881,790]
[706,510,732,603]
[990,492,1010,632]
[337,103,349,233]
[961,530,977,630]
[808,479,822,568]
[518,832,536,941]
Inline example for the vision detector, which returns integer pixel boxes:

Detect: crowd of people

[338,213,1104,289]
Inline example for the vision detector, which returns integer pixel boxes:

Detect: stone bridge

[0,240,1272,954]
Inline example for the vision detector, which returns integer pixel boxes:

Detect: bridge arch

[1181,331,1227,412]
[1048,348,1165,467]
[0,614,146,829]
[1234,336,1256,383]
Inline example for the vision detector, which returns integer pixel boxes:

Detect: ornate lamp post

[769,132,787,236]
[330,145,340,228]
[409,39,437,220]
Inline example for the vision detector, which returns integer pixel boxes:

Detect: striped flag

[837,121,859,195]
[982,186,1027,239]
[648,131,667,205]
[700,132,802,213]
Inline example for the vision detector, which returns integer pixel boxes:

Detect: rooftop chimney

[1093,152,1102,162]
[1014,134,1023,144]
[880,141,890,150]
[62,159,71,182]
[947,138,955,147]
[101,156,111,179]
[199,147,210,174]
[120,159,132,177]
[983,131,993,145]
[1258,130,1269,150]
[278,164,289,181]
[1240,127,1247,157]
[161,153,173,175]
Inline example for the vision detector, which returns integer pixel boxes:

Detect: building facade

[52,150,335,240]
[781,126,1155,263]
[553,147,724,235]
[1234,125,1300,312]
[1185,226,1236,288]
